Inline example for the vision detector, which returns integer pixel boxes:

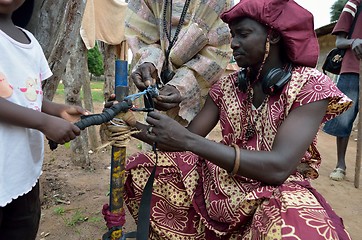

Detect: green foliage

[87,44,104,77]
[52,207,100,230]
[65,210,88,227]
[330,0,348,22]
[53,206,65,216]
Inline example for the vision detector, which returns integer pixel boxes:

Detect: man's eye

[240,32,249,38]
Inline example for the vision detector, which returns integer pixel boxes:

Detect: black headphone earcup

[237,69,248,93]
[262,67,292,95]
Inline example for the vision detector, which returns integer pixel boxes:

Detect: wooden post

[102,40,130,240]
[109,41,129,240]
[355,60,362,188]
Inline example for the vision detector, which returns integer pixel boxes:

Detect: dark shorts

[323,73,360,137]
[0,182,41,240]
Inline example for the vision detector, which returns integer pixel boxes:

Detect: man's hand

[145,111,189,151]
[129,62,158,91]
[120,111,137,127]
[154,85,182,111]
[104,93,118,109]
[351,38,362,60]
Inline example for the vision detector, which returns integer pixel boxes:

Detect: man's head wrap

[221,0,319,67]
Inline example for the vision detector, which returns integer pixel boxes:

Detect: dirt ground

[36,103,362,240]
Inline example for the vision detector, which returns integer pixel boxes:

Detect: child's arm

[0,97,81,144]
[41,99,89,123]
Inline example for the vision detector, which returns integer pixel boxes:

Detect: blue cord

[124,86,159,102]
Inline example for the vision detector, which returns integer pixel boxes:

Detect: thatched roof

[315,21,337,37]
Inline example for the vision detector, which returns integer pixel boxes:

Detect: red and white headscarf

[221,0,319,67]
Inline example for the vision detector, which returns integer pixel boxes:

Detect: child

[0,1,87,239]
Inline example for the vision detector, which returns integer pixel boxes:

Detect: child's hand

[60,106,91,123]
[41,115,81,144]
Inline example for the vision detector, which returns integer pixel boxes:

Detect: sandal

[329,168,346,181]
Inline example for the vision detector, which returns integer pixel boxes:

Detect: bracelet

[230,144,240,175]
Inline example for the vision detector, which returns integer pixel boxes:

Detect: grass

[66,210,88,226]
[53,206,66,215]
[55,80,104,103]
[53,207,89,227]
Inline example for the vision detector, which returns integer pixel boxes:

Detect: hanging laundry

[80,0,127,49]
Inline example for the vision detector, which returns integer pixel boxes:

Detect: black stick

[48,100,132,150]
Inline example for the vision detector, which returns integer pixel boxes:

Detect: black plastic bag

[322,48,345,75]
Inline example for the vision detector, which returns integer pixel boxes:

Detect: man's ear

[269,30,281,44]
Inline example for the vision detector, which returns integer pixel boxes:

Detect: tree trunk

[101,43,115,101]
[63,35,91,168]
[27,0,67,58]
[31,0,86,101]
[28,1,93,168]
[83,74,99,151]
[99,44,116,144]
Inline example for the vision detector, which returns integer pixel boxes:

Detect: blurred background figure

[323,0,362,181]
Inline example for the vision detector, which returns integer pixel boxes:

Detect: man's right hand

[129,62,158,91]
[351,38,362,60]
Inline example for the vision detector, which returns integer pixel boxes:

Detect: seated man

[121,0,352,239]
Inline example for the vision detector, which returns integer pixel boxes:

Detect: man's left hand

[154,85,182,111]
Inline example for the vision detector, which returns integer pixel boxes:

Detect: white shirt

[0,28,52,206]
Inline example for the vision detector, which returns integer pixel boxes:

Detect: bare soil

[36,102,362,240]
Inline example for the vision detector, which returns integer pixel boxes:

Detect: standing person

[0,1,88,239]
[323,0,362,181]
[125,0,232,125]
[120,0,353,238]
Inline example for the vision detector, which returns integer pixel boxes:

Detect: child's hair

[11,0,35,28]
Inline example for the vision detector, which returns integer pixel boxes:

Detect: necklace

[241,34,271,146]
[243,87,269,145]
[161,0,191,83]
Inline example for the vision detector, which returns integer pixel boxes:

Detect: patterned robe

[124,66,352,239]
[125,0,232,124]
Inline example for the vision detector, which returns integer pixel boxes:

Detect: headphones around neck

[237,63,293,95]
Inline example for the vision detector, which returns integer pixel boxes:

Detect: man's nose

[230,38,239,49]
